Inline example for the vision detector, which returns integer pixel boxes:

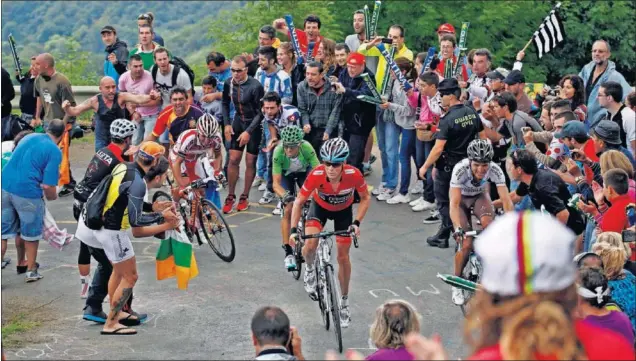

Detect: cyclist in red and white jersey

[289,138,371,328]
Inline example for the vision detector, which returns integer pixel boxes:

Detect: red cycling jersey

[299,164,368,212]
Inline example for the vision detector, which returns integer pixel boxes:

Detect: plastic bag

[43,207,73,250]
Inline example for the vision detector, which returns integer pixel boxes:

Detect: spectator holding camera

[251,306,304,360]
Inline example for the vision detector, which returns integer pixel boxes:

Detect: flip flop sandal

[118,314,141,327]
[100,326,137,335]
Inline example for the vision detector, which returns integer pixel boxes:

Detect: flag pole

[520,2,561,53]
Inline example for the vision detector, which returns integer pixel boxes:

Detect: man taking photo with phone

[251,306,304,360]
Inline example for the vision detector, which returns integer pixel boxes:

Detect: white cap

[475,211,577,296]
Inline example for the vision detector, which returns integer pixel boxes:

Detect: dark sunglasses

[324,162,343,168]
[138,13,151,20]
[284,144,300,149]
[231,68,245,73]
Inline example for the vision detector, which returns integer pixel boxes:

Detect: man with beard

[503,70,534,115]
[579,40,632,124]
[344,10,378,74]
[100,26,128,86]
[62,76,160,151]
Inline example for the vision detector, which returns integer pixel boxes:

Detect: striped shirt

[255,68,293,105]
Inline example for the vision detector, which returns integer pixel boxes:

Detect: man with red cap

[437,23,456,42]
[331,52,377,172]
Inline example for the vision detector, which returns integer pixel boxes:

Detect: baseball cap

[591,120,621,145]
[475,211,577,296]
[554,121,588,140]
[100,25,116,34]
[137,141,165,161]
[503,70,525,85]
[346,52,365,66]
[438,78,460,95]
[486,68,509,81]
[437,23,455,34]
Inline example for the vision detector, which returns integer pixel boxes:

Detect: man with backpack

[151,48,194,108]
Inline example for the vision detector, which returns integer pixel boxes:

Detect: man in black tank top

[62,76,160,150]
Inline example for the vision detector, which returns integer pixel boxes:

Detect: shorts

[1,190,45,241]
[305,200,353,244]
[279,171,309,196]
[229,119,262,156]
[457,192,494,231]
[75,213,135,264]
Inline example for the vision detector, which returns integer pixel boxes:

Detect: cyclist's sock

[341,295,349,307]
[283,244,293,256]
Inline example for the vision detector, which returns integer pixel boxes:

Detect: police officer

[418,78,486,248]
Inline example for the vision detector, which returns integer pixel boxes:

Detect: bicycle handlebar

[301,229,359,248]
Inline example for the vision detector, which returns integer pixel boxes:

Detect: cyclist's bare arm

[449,187,463,230]
[171,156,188,187]
[354,189,371,225]
[496,185,514,212]
[290,192,310,233]
[211,149,223,174]
[272,174,286,198]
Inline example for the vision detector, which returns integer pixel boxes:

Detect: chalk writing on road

[368,284,440,298]
[12,334,136,359]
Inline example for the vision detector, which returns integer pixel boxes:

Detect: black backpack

[1,114,33,142]
[82,164,127,230]
[151,56,195,91]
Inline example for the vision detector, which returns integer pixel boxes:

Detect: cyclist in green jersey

[272,125,320,270]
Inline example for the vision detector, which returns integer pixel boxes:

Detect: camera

[381,38,393,44]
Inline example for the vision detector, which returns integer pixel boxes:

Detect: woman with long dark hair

[559,74,587,123]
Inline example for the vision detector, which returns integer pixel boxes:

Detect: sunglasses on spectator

[138,13,151,20]
[324,162,343,168]
[231,68,245,73]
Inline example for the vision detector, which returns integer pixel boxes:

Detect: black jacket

[1,67,15,117]
[338,67,376,136]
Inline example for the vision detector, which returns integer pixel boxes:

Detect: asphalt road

[1,147,469,360]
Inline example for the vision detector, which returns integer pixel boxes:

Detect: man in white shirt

[598,81,636,156]
[150,48,192,108]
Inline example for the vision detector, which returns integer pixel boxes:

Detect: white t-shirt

[617,106,635,155]
[450,158,506,196]
[154,64,192,106]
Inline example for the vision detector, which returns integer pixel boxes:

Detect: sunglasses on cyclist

[324,162,343,168]
[283,144,300,149]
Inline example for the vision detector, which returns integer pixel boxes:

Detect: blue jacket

[579,60,632,126]
[103,39,129,85]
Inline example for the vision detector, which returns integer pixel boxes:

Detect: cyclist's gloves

[190,179,205,189]
[289,227,299,244]
[452,227,464,239]
[348,220,361,235]
[215,172,228,188]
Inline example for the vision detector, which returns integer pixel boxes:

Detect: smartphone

[381,38,393,44]
[622,229,636,243]
[571,150,586,161]
[521,126,531,134]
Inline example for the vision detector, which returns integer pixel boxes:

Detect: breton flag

[532,2,565,59]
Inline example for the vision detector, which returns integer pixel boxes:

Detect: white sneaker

[386,193,410,204]
[409,197,423,207]
[452,286,465,306]
[259,190,274,204]
[410,180,424,194]
[80,276,90,299]
[376,188,395,201]
[371,183,385,196]
[412,200,436,212]
[340,305,351,328]
[272,202,282,215]
[258,182,267,191]
[252,176,264,188]
[303,267,317,295]
[284,255,296,270]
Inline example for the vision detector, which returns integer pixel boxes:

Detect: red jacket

[599,194,632,233]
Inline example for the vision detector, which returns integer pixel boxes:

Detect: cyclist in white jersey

[449,139,514,305]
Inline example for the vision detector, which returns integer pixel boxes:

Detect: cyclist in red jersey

[289,138,370,328]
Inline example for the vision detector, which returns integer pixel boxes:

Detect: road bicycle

[300,229,358,353]
[153,176,235,263]
[454,229,482,317]
[281,200,311,281]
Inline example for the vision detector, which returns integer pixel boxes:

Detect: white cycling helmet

[320,138,349,163]
[197,113,220,138]
[467,139,494,163]
[110,118,137,140]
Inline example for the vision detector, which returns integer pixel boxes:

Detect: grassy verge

[1,312,41,348]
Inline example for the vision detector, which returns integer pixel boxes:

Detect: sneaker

[340,305,351,328]
[413,200,437,212]
[252,176,264,188]
[222,195,236,214]
[17,262,40,274]
[83,306,108,324]
[386,193,410,204]
[369,154,377,164]
[452,286,465,306]
[272,202,282,216]
[1,257,10,269]
[25,270,44,283]
[237,195,250,212]
[410,180,424,194]
[303,267,317,295]
[284,255,296,270]
[259,190,274,204]
[58,185,74,197]
[363,165,372,177]
[376,188,395,201]
[422,210,441,224]
[258,182,267,191]
[80,276,91,299]
[372,183,386,196]
[409,197,423,207]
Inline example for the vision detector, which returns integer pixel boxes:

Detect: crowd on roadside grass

[1,7,636,360]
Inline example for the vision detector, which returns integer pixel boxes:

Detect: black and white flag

[532,2,565,59]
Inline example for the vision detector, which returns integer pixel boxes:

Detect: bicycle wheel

[325,263,343,353]
[199,199,236,262]
[153,191,197,244]
[460,257,480,317]
[315,258,330,330]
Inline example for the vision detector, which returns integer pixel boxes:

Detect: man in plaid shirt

[297,61,343,154]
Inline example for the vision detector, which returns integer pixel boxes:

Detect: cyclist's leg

[280,174,294,246]
[453,196,474,277]
[473,192,495,229]
[333,207,353,296]
[302,201,326,267]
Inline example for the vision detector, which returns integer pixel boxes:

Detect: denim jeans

[132,114,158,146]
[94,120,111,152]
[416,139,435,202]
[398,128,416,195]
[375,113,400,190]
[256,123,271,180]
